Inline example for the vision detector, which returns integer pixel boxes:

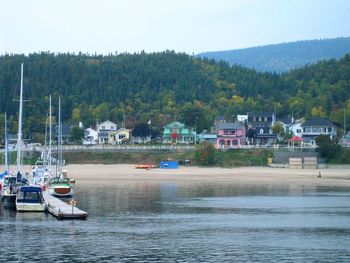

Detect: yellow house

[108,128,131,145]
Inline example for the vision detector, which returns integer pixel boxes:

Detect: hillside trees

[0,51,349,142]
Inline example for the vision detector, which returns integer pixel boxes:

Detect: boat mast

[16,63,24,173]
[56,97,62,176]
[49,94,52,171]
[58,97,62,171]
[5,112,9,172]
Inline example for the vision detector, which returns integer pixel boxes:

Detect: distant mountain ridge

[197,37,350,73]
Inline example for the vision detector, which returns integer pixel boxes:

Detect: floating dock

[43,191,88,220]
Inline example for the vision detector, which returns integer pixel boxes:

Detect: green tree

[179,102,209,133]
[70,126,85,144]
[315,134,342,159]
[132,123,150,143]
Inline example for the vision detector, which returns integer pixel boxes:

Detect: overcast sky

[1,0,350,55]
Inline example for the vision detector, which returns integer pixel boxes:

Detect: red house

[216,123,246,149]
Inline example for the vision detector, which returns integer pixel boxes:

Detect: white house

[97,120,117,132]
[237,115,248,123]
[288,118,304,138]
[83,128,98,145]
[97,120,118,144]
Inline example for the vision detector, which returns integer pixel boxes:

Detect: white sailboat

[47,97,74,197]
[31,95,54,188]
[3,63,28,207]
[0,112,9,197]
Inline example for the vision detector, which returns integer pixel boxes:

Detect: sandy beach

[22,164,350,188]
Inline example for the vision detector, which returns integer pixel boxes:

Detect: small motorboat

[16,186,46,212]
[47,177,74,197]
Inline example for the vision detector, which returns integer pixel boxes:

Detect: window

[253,117,256,122]
[119,134,126,139]
[259,117,262,122]
[296,129,301,133]
[102,126,105,130]
[264,117,267,122]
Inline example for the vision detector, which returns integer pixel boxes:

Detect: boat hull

[16,202,46,212]
[2,193,17,207]
[48,187,74,198]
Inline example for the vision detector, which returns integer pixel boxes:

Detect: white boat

[0,113,9,197]
[2,175,20,207]
[2,63,28,207]
[16,186,46,212]
[47,97,74,198]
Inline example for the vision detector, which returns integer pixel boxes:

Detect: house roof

[215,116,225,121]
[248,112,274,117]
[109,128,131,135]
[217,122,244,130]
[164,121,185,129]
[301,117,336,127]
[98,120,117,126]
[277,117,293,125]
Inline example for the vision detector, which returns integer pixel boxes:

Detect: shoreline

[26,164,350,188]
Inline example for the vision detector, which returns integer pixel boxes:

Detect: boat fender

[69,178,75,184]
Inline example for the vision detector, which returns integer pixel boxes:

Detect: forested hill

[0,51,349,142]
[197,37,350,73]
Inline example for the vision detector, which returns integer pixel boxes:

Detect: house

[247,112,276,145]
[288,118,305,138]
[83,128,98,145]
[214,116,226,126]
[277,116,294,133]
[237,114,248,124]
[53,124,73,144]
[108,128,131,145]
[97,120,117,144]
[197,130,217,144]
[340,131,350,146]
[216,122,246,149]
[301,117,337,146]
[163,121,195,144]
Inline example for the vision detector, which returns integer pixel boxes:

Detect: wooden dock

[43,191,88,220]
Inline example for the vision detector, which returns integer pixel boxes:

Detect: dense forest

[0,51,349,143]
[197,37,350,73]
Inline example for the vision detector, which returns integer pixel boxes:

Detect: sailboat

[2,63,29,207]
[47,97,74,197]
[0,112,9,197]
[31,95,54,188]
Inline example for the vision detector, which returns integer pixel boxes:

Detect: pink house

[216,123,246,149]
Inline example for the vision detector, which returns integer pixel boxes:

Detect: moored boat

[2,174,26,207]
[47,177,74,197]
[16,185,46,212]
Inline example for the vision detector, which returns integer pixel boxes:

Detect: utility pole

[344,108,347,136]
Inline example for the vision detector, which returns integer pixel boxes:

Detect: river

[1,183,350,262]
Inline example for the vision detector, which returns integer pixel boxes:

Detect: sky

[1,0,350,55]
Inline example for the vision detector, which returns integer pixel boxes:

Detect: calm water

[1,182,350,262]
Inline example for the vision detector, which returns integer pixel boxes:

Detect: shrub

[194,142,216,166]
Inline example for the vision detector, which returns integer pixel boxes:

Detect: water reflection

[1,183,350,262]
